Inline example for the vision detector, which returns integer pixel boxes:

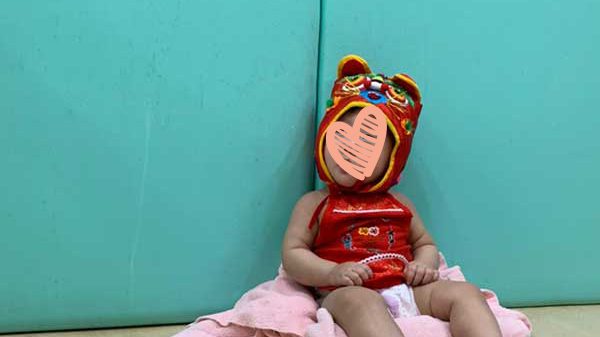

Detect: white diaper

[376,283,420,318]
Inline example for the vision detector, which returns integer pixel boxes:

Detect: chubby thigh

[315,284,419,319]
[318,286,404,337]
[320,286,386,312]
[412,279,486,320]
[316,280,486,321]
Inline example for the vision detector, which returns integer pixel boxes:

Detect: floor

[3,305,599,337]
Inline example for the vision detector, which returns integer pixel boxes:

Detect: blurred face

[323,108,394,188]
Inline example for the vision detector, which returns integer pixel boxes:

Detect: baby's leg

[320,286,404,337]
[413,280,502,337]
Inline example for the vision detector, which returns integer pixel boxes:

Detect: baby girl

[281,55,502,337]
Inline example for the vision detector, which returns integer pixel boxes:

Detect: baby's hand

[404,261,439,286]
[327,262,373,286]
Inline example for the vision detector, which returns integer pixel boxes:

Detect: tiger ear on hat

[337,55,371,79]
[390,73,422,104]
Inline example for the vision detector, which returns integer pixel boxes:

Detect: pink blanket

[173,254,532,337]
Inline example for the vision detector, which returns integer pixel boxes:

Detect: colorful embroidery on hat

[401,119,414,135]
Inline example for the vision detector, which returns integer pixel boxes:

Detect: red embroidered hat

[315,55,423,193]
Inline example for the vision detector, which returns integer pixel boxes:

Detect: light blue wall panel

[0,0,319,333]
[316,0,600,307]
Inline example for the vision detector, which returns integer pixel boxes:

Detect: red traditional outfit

[310,55,423,294]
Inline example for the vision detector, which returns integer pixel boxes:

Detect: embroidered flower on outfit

[358,227,369,236]
[368,226,380,236]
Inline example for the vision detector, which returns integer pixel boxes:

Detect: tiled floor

[517,305,599,337]
[3,305,599,337]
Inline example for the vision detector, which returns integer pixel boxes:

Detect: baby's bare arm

[281,190,337,287]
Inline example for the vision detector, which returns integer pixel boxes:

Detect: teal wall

[1,0,600,334]
[0,0,319,333]
[316,0,600,307]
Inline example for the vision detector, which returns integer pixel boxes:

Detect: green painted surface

[0,0,319,333]
[316,0,600,307]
